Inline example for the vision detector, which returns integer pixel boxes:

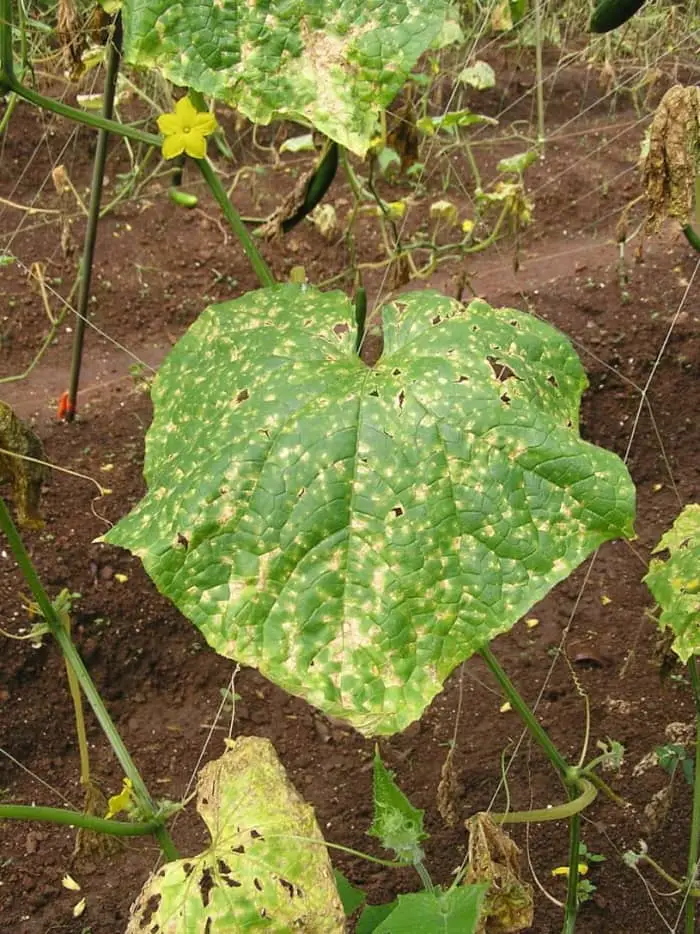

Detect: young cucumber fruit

[590,0,645,33]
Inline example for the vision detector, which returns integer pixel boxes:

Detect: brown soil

[1,46,699,934]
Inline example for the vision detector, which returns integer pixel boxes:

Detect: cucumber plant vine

[0,2,671,932]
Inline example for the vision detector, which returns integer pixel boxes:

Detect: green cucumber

[590,0,646,33]
[168,188,198,209]
[282,140,339,233]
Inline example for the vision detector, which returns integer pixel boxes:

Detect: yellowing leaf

[525,617,539,629]
[72,897,87,918]
[0,401,49,529]
[499,701,512,713]
[105,778,134,818]
[551,863,588,878]
[114,573,129,584]
[62,874,81,891]
[600,595,612,606]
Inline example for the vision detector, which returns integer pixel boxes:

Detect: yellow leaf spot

[72,897,87,918]
[62,874,81,891]
[105,777,133,818]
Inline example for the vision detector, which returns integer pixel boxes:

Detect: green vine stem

[491,779,596,824]
[66,13,123,421]
[197,157,274,288]
[686,658,700,934]
[0,803,164,837]
[480,645,585,933]
[0,496,179,862]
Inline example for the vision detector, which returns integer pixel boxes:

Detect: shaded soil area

[1,48,699,934]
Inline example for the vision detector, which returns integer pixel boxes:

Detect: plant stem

[492,779,596,824]
[0,803,163,836]
[479,646,573,781]
[0,0,14,89]
[0,497,178,862]
[480,645,583,933]
[197,157,274,288]
[686,658,700,934]
[66,14,123,422]
[533,0,546,146]
[60,604,91,786]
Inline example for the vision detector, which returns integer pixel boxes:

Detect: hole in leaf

[487,355,519,382]
[392,368,401,376]
[259,428,270,439]
[218,859,231,875]
[182,862,194,877]
[297,487,305,498]
[235,389,249,404]
[457,375,469,383]
[501,392,511,406]
[140,893,161,927]
[334,322,350,336]
[199,868,215,907]
[204,919,212,934]
[177,533,188,549]
[510,319,519,328]
[566,419,573,428]
[392,505,404,517]
[547,375,558,387]
[260,909,267,918]
[279,877,301,898]
[231,844,245,854]
[254,878,263,892]
[432,315,442,325]
[397,390,405,409]
[369,389,379,397]
[471,325,479,332]
[250,828,262,839]
[201,797,208,805]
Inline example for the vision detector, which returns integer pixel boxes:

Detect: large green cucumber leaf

[122,0,459,155]
[644,504,700,662]
[125,736,344,933]
[105,285,635,734]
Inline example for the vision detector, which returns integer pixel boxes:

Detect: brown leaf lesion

[0,401,49,529]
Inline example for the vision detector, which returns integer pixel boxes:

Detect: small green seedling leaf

[376,146,401,179]
[334,869,366,916]
[122,0,459,156]
[373,886,488,933]
[458,61,496,90]
[417,110,497,136]
[656,743,694,785]
[369,749,426,863]
[125,737,344,933]
[497,150,539,175]
[644,504,700,661]
[105,285,635,734]
[0,254,15,266]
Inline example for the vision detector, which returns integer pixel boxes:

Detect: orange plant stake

[56,391,75,421]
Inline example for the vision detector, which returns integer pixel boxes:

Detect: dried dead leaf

[0,401,48,529]
[465,813,534,932]
[643,85,700,234]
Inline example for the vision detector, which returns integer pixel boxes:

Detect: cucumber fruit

[590,0,646,33]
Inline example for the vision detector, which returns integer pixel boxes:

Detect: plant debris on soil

[1,48,699,934]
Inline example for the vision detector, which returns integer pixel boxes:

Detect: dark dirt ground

[1,45,699,934]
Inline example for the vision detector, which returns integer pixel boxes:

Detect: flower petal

[162,133,186,160]
[184,133,207,160]
[193,112,218,136]
[174,96,199,125]
[157,112,180,135]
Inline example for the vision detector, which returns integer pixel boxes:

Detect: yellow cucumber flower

[157,97,217,160]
